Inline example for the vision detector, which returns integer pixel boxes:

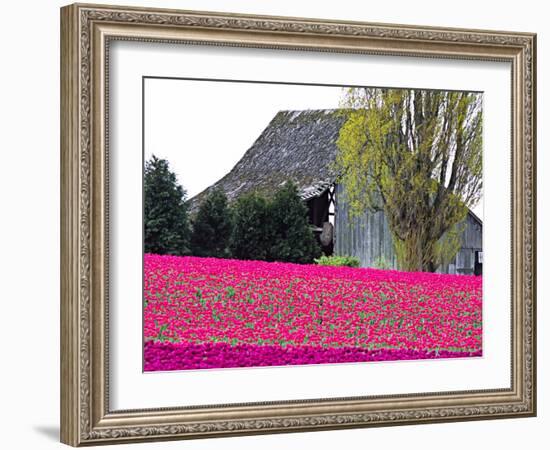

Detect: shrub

[314,255,360,268]
[190,189,233,258]
[268,182,322,264]
[231,192,272,261]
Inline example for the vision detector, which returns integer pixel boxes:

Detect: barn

[189,109,483,275]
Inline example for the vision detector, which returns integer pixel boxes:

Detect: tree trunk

[394,231,438,273]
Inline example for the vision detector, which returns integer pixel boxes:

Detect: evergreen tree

[231,192,272,261]
[268,182,321,264]
[190,189,233,257]
[144,155,190,255]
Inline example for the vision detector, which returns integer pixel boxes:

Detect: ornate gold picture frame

[60,3,536,446]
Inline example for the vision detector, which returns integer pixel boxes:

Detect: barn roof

[466,209,483,226]
[188,109,347,211]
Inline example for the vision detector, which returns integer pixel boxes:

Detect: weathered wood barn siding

[334,183,398,269]
[439,213,483,275]
[334,183,483,274]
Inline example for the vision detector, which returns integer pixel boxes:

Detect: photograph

[142,79,484,372]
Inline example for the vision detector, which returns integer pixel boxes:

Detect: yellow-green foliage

[435,222,465,268]
[335,88,482,272]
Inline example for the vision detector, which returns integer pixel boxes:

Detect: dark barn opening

[474,251,483,276]
[307,185,335,256]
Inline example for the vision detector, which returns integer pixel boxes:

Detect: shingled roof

[188,109,347,211]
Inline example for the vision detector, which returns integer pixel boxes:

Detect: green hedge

[314,255,360,268]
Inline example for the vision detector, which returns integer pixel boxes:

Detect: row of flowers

[144,341,482,371]
[144,254,482,371]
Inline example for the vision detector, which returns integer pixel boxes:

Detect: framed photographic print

[60,3,536,446]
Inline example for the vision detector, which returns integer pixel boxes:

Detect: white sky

[144,78,483,220]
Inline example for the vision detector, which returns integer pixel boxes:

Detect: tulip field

[144,254,482,371]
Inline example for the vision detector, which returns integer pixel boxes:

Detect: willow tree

[335,88,482,272]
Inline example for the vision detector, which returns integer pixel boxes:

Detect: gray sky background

[144,78,483,220]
